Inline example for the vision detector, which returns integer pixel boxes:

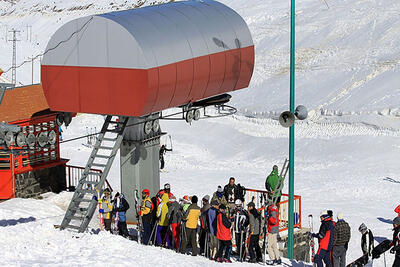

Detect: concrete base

[277,228,311,263]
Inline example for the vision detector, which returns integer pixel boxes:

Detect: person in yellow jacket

[98,188,113,231]
[140,189,153,245]
[156,193,171,247]
[180,195,201,256]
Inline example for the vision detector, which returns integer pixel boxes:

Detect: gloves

[99,209,104,213]
[308,232,314,238]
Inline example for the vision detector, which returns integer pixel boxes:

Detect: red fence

[65,165,112,191]
[244,188,302,232]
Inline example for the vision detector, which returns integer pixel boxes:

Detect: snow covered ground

[0,0,400,266]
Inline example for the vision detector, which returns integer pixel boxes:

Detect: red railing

[244,188,302,232]
[65,165,113,192]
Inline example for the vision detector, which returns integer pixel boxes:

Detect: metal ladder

[60,115,129,233]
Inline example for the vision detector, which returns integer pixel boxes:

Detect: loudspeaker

[295,105,308,120]
[279,111,295,128]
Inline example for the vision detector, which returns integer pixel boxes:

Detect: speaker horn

[38,132,48,147]
[27,133,36,148]
[279,111,295,128]
[295,105,308,120]
[16,132,26,147]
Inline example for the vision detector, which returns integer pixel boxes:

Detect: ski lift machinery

[41,0,255,224]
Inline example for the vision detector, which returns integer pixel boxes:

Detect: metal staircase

[60,115,129,232]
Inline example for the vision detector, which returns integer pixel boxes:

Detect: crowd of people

[98,173,283,265]
[308,206,400,267]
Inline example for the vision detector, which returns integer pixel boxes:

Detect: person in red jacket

[395,205,400,217]
[309,210,335,267]
[215,204,232,263]
[266,203,281,265]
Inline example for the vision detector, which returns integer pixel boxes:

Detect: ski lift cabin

[0,84,67,199]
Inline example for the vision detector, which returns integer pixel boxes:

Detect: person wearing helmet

[140,189,153,245]
[181,195,201,256]
[388,217,400,266]
[199,195,211,256]
[211,186,228,207]
[163,183,175,199]
[167,195,183,250]
[156,193,170,247]
[98,188,113,231]
[180,195,191,212]
[233,199,249,259]
[309,210,335,267]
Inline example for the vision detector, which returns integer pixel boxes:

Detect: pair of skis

[134,189,143,244]
[308,214,316,267]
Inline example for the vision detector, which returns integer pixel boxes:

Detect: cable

[2,17,94,74]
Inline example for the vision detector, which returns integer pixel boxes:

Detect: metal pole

[288,0,296,259]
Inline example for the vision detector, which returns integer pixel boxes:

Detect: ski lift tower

[41,0,254,230]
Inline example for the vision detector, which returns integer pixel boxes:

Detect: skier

[265,165,282,204]
[156,193,171,247]
[215,204,233,263]
[139,189,153,245]
[359,223,374,260]
[113,192,130,238]
[247,201,263,263]
[159,144,172,169]
[266,203,281,265]
[199,195,211,256]
[167,195,183,250]
[309,210,335,267]
[180,195,191,212]
[395,205,400,217]
[212,186,228,207]
[181,195,201,256]
[389,217,400,267]
[208,200,220,260]
[223,177,239,212]
[233,199,249,259]
[332,213,351,267]
[98,188,113,231]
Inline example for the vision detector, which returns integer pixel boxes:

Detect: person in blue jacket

[208,200,219,260]
[113,192,130,238]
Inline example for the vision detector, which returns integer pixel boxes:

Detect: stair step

[88,172,101,176]
[95,154,110,159]
[97,146,113,150]
[69,215,86,221]
[79,198,94,203]
[91,163,106,168]
[76,189,97,194]
[102,137,117,142]
[84,180,99,185]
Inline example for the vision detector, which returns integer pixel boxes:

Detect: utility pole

[30,56,34,84]
[9,29,20,85]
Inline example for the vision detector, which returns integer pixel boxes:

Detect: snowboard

[346,254,368,267]
[372,239,391,259]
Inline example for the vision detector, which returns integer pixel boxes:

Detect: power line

[3,17,93,75]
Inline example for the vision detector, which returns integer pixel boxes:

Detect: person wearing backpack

[199,195,211,256]
[113,192,130,238]
[140,189,153,245]
[332,213,351,267]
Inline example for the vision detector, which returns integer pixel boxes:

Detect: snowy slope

[0,0,399,266]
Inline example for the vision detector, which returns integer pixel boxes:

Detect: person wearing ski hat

[309,210,335,267]
[233,199,249,259]
[358,223,374,259]
[266,202,281,265]
[208,200,220,260]
[156,192,171,247]
[389,217,400,266]
[167,195,183,250]
[215,203,233,263]
[332,212,351,267]
[247,201,263,263]
[181,195,191,212]
[199,195,211,256]
[140,189,153,245]
[98,188,113,231]
[181,195,201,256]
[113,192,130,238]
[211,185,228,207]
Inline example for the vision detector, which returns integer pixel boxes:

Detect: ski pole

[383,251,386,267]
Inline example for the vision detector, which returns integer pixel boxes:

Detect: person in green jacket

[265,165,282,204]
